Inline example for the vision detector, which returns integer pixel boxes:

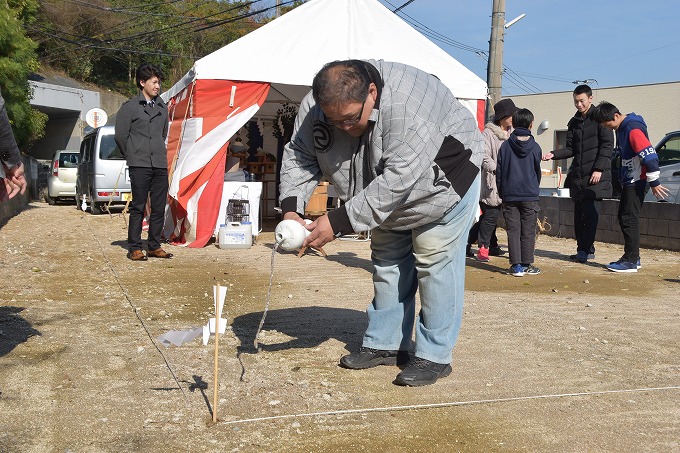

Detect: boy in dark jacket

[591,102,669,272]
[542,85,614,263]
[497,108,542,277]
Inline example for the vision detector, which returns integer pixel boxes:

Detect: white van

[76,125,131,214]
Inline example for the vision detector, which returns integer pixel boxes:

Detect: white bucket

[218,222,252,249]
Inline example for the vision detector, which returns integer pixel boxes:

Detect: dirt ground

[1,202,678,452]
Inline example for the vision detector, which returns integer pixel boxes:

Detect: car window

[80,136,93,163]
[59,153,79,168]
[99,134,125,160]
[657,135,680,167]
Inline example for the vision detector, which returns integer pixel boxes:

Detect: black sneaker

[488,246,505,256]
[466,244,474,258]
[340,347,400,369]
[394,357,452,386]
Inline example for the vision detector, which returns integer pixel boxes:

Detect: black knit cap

[493,98,518,122]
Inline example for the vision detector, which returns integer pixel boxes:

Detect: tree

[0,0,47,148]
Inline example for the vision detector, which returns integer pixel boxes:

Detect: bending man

[279,60,483,386]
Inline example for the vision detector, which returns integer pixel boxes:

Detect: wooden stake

[212,283,220,423]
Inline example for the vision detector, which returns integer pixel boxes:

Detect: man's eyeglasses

[325,97,366,127]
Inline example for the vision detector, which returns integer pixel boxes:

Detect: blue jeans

[363,175,480,364]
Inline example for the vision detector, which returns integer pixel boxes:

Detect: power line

[90,0,261,43]
[381,0,483,53]
[191,0,297,33]
[392,0,416,13]
[28,25,198,59]
[34,0,264,62]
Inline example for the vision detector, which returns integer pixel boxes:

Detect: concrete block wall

[538,196,680,252]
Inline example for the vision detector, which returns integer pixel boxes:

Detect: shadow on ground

[0,306,41,357]
[233,306,365,354]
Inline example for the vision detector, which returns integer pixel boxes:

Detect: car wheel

[89,189,103,215]
[46,193,56,205]
[90,201,103,215]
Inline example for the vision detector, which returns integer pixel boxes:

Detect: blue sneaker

[615,256,642,269]
[508,264,524,277]
[607,260,638,273]
[522,264,541,275]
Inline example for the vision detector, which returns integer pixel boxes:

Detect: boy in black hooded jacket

[497,108,542,277]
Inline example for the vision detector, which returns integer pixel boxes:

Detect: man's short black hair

[312,60,371,107]
[573,84,592,97]
[512,108,534,129]
[135,63,164,90]
[591,101,620,123]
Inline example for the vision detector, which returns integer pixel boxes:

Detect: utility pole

[276,0,281,18]
[486,0,505,122]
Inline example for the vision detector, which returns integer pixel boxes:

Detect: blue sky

[376,0,680,95]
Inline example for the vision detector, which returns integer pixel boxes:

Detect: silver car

[76,126,131,214]
[46,150,79,204]
[645,131,680,203]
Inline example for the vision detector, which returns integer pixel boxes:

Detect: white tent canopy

[164,0,487,114]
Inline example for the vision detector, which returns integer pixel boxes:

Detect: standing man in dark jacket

[115,63,173,261]
[542,85,614,263]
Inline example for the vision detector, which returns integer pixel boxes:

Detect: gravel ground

[0,202,679,452]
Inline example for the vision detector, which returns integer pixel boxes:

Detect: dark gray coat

[0,92,22,179]
[552,107,614,200]
[114,92,169,168]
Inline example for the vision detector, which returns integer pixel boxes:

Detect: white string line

[220,385,680,426]
[84,214,188,403]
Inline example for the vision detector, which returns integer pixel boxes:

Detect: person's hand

[1,162,26,201]
[650,184,670,200]
[302,215,335,249]
[542,152,553,161]
[283,211,305,225]
[589,170,602,185]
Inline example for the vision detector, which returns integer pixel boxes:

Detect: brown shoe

[147,248,173,259]
[127,249,147,261]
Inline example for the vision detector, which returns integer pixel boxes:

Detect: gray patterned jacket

[279,60,483,234]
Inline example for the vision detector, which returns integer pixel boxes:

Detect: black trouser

[618,184,646,262]
[477,202,501,248]
[467,203,499,248]
[573,198,599,255]
[128,166,168,251]
[502,201,539,266]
